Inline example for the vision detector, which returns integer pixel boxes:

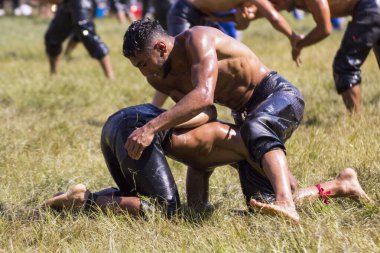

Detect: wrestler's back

[295,0,359,17]
[187,0,245,14]
[151,27,271,112]
[328,0,359,17]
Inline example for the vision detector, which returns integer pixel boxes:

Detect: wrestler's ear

[154,42,167,57]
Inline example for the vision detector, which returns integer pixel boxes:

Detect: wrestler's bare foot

[336,168,373,203]
[250,199,300,224]
[45,184,90,209]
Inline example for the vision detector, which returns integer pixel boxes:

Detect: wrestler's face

[130,41,168,79]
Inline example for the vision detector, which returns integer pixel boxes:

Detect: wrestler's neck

[162,36,188,76]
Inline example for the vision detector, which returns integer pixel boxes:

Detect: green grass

[0,14,379,252]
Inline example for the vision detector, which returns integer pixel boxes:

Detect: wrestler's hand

[125,126,154,160]
[292,48,302,67]
[234,5,256,30]
[290,34,304,67]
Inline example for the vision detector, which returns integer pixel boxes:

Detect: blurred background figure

[0,0,32,16]
[108,0,142,25]
[213,10,239,39]
[44,0,114,79]
[64,0,142,59]
[142,0,174,31]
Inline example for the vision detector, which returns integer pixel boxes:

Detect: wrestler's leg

[241,83,304,223]
[186,167,214,208]
[333,21,380,113]
[64,33,80,59]
[68,0,114,79]
[168,122,249,168]
[45,184,141,215]
[341,85,362,114]
[294,168,372,205]
[44,6,73,75]
[170,121,297,209]
[250,168,373,218]
[254,150,299,223]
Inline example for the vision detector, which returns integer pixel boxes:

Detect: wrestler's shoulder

[181,26,221,40]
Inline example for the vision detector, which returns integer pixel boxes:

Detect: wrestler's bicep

[186,29,218,94]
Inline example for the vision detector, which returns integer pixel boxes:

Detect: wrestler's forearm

[253,0,294,39]
[297,26,331,49]
[145,88,214,134]
[174,105,217,129]
[297,0,332,49]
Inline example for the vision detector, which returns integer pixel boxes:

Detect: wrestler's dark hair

[123,19,167,58]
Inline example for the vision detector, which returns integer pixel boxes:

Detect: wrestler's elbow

[196,87,214,108]
[318,24,332,37]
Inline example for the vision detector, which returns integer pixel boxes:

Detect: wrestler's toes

[359,190,374,204]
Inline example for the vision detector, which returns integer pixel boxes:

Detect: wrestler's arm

[148,78,218,129]
[174,105,217,129]
[296,0,332,49]
[146,29,218,131]
[126,28,218,159]
[251,0,298,41]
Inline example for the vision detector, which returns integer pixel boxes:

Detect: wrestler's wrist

[144,122,157,135]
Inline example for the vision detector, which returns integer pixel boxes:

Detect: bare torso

[294,0,359,17]
[148,27,270,111]
[187,0,247,14]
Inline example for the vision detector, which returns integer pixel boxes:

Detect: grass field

[0,14,379,252]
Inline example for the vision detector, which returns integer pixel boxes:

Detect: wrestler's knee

[333,53,361,94]
[44,30,62,56]
[241,116,284,164]
[74,23,109,59]
[159,194,181,218]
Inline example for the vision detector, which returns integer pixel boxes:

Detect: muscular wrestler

[44,0,115,79]
[270,0,380,113]
[152,0,301,106]
[46,104,372,221]
[121,19,306,222]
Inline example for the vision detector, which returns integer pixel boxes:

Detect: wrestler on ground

[44,0,115,79]
[152,0,302,107]
[270,0,380,113]
[121,20,308,222]
[46,104,372,220]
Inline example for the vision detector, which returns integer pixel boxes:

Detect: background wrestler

[46,104,372,222]
[122,20,304,222]
[270,0,380,113]
[44,0,115,79]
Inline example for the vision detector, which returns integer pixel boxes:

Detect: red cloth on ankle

[315,184,332,204]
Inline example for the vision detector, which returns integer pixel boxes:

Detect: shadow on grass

[369,91,380,105]
[303,115,322,127]
[181,204,217,225]
[0,201,6,214]
[86,118,104,127]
